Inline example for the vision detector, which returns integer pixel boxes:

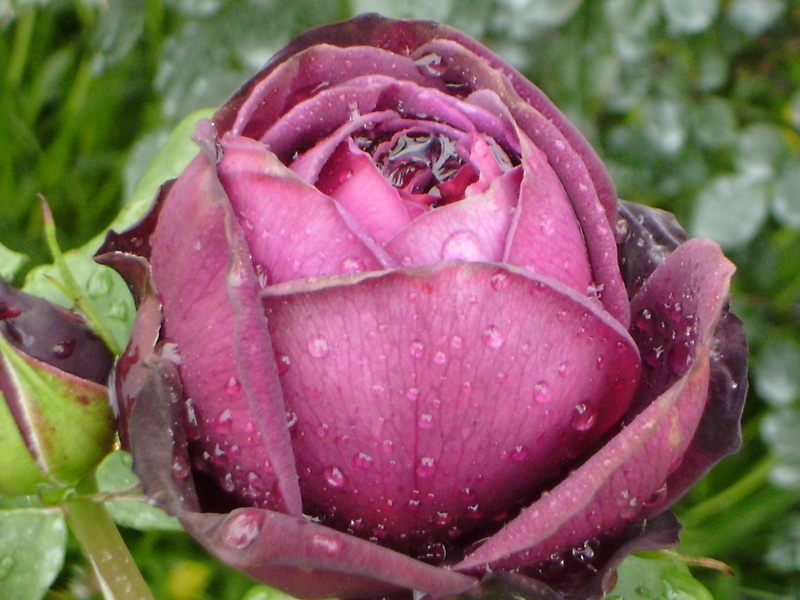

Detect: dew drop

[312,533,343,556]
[409,340,425,358]
[340,257,365,273]
[52,338,76,359]
[481,325,504,348]
[285,411,298,428]
[617,490,640,520]
[466,503,483,520]
[224,376,241,395]
[441,230,482,260]
[533,380,552,403]
[571,402,597,432]
[416,456,437,478]
[308,335,330,358]
[222,511,263,549]
[315,424,330,439]
[459,487,476,502]
[490,271,510,290]
[450,334,463,349]
[171,454,190,478]
[324,465,347,488]
[216,408,234,433]
[406,498,421,512]
[433,350,447,364]
[414,52,447,76]
[275,352,291,375]
[352,452,374,470]
[382,439,395,454]
[557,361,569,377]
[644,483,669,508]
[510,445,529,461]
[418,413,434,429]
[668,341,693,375]
[634,308,654,334]
[406,386,420,401]
[557,309,570,322]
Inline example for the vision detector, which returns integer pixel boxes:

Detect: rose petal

[315,138,412,244]
[504,133,593,294]
[149,137,301,514]
[127,356,477,600]
[261,262,639,553]
[413,38,630,328]
[383,168,520,265]
[217,135,392,282]
[456,238,734,572]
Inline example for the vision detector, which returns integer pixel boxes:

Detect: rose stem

[63,492,155,600]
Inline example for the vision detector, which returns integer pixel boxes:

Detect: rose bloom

[99,14,747,600]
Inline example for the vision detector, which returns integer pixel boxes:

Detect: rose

[0,277,114,495]
[98,14,747,600]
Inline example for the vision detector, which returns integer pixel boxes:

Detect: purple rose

[98,14,747,600]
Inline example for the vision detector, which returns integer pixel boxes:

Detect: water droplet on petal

[382,439,395,454]
[308,335,330,358]
[441,230,482,260]
[352,452,374,470]
[224,376,241,395]
[315,424,329,439]
[275,352,291,375]
[481,325,504,348]
[418,413,434,429]
[571,402,597,432]
[324,465,346,488]
[312,533,343,556]
[490,272,510,290]
[416,456,437,478]
[510,445,529,461]
[557,309,570,322]
[51,338,76,359]
[558,361,569,377]
[450,334,463,349]
[341,257,365,273]
[222,511,264,549]
[634,308,654,334]
[644,483,669,508]
[406,386,420,401]
[534,380,551,403]
[433,350,447,364]
[409,340,425,358]
[216,408,233,433]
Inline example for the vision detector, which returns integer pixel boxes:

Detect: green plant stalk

[680,454,776,527]
[40,200,123,355]
[63,493,155,600]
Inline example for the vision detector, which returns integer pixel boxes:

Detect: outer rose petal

[148,132,302,514]
[456,239,734,574]
[261,262,639,551]
[125,355,477,600]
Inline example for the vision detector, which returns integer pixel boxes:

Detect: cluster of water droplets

[631,298,698,380]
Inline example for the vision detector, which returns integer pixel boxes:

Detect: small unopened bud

[0,278,115,496]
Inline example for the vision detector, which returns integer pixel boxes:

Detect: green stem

[40,200,123,355]
[63,494,155,600]
[680,455,777,527]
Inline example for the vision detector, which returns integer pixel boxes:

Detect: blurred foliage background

[1,0,800,598]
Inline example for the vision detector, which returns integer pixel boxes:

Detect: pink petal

[149,140,302,514]
[216,135,391,282]
[182,508,477,599]
[455,238,735,572]
[260,262,639,554]
[224,44,443,138]
[383,168,520,266]
[504,133,593,295]
[415,39,630,328]
[315,138,412,244]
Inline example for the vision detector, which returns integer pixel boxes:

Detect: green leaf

[0,243,28,281]
[690,173,768,248]
[606,552,714,600]
[95,451,182,531]
[21,108,212,352]
[0,508,67,600]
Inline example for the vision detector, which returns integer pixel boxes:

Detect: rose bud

[0,278,115,496]
[97,14,747,600]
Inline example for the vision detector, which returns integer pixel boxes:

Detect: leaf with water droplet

[0,509,67,600]
[605,552,713,600]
